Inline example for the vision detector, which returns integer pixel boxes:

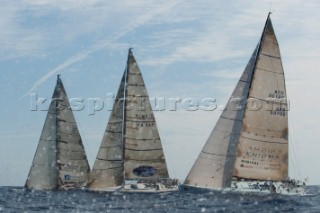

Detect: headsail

[87,73,126,189]
[25,89,59,189]
[26,75,90,190]
[184,13,288,188]
[88,49,169,190]
[184,47,258,189]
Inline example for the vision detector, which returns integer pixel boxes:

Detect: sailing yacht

[87,49,178,192]
[180,13,305,195]
[25,75,90,190]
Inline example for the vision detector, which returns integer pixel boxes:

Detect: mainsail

[88,49,169,190]
[25,75,90,190]
[232,14,288,181]
[184,13,288,189]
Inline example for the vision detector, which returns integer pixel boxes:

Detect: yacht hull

[180,180,306,195]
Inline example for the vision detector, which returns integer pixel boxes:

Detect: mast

[121,48,131,184]
[55,75,60,188]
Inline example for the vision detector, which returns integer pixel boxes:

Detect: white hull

[87,186,122,192]
[121,187,178,193]
[121,180,178,193]
[87,180,179,193]
[229,180,306,195]
[180,180,306,195]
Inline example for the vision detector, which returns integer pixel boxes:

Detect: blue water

[0,186,319,212]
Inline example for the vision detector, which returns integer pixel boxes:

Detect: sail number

[270,107,286,116]
[268,90,287,116]
[268,90,285,99]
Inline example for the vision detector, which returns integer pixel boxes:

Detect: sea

[0,186,319,213]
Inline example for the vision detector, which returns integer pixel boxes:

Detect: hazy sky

[1,0,319,186]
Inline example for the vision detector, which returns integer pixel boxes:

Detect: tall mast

[121,48,132,185]
[55,74,61,189]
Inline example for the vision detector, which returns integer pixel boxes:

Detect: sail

[184,14,288,188]
[25,90,59,190]
[55,77,90,186]
[184,47,258,188]
[88,74,126,189]
[26,75,90,189]
[88,49,169,189]
[124,50,169,180]
[233,15,288,181]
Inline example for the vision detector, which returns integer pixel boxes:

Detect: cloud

[24,0,100,8]
[23,0,183,96]
[23,50,95,97]
[0,2,48,59]
[140,6,262,66]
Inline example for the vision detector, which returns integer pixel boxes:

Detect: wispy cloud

[200,68,240,79]
[23,49,96,97]
[23,0,182,96]
[0,3,48,59]
[24,0,100,8]
[141,7,262,66]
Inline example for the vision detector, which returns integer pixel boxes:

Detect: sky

[0,0,319,186]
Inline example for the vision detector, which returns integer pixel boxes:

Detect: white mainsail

[124,50,169,180]
[232,14,288,181]
[184,13,289,189]
[25,75,90,190]
[88,49,169,190]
